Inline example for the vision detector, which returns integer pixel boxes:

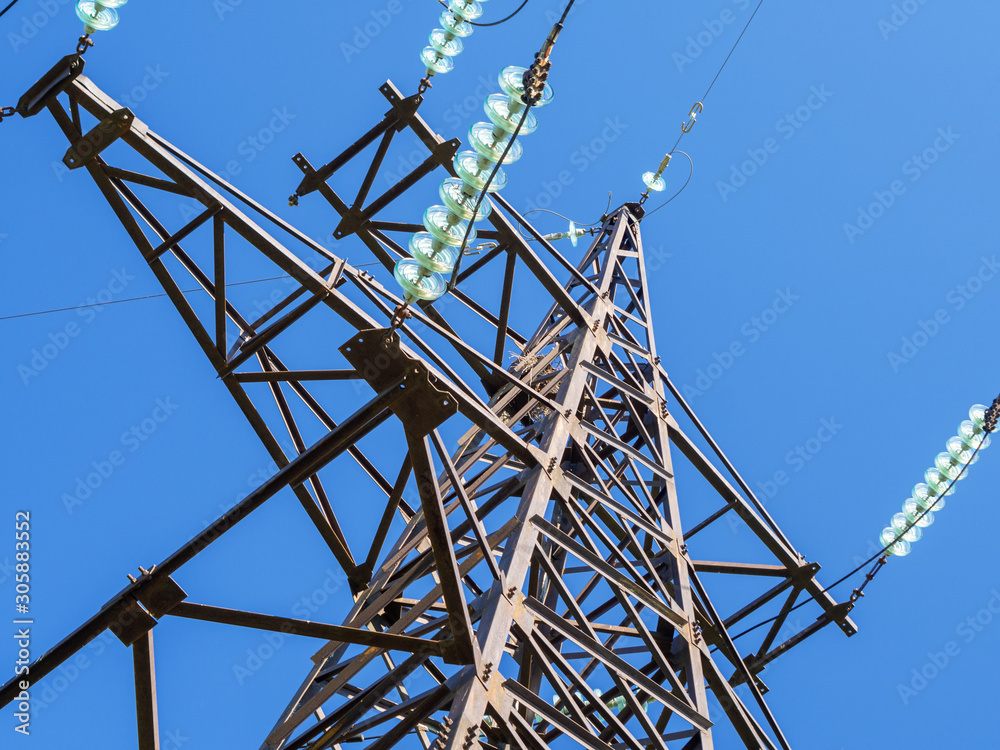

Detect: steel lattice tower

[1,59,858,750]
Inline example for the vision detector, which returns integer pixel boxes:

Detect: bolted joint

[985,393,1000,433]
[691,622,703,643]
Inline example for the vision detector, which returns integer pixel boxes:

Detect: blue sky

[2,1,1000,748]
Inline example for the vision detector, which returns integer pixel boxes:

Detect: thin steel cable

[0,0,22,19]
[436,0,532,27]
[0,275,292,321]
[702,0,766,102]
[669,0,767,154]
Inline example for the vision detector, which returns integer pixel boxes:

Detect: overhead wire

[643,0,766,212]
[436,0,532,27]
[0,275,294,322]
[727,435,989,644]
[668,0,767,155]
[0,0,23,20]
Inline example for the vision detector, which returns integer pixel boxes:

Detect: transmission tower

[1,42,859,750]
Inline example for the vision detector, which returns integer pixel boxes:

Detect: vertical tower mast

[1,64,856,750]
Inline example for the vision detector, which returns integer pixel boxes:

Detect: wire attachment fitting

[387,303,412,341]
[522,21,561,105]
[984,393,1000,434]
[76,34,94,55]
[0,106,16,123]
[681,101,703,133]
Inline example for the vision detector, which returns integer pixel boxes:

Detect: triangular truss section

[1,67,857,750]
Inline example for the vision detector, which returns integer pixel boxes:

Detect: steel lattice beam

[0,68,858,750]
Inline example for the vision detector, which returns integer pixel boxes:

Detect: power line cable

[728,432,991,644]
[0,275,293,322]
[667,0,767,154]
[701,0,767,103]
[436,0,532,27]
[0,0,23,20]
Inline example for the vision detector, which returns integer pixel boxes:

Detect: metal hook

[681,101,704,133]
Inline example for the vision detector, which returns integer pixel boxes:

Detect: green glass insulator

[913,482,947,511]
[925,467,958,496]
[606,695,627,712]
[958,419,991,448]
[484,94,539,135]
[410,232,460,273]
[498,65,554,107]
[439,177,492,222]
[429,28,463,57]
[970,404,988,429]
[440,10,474,37]
[642,171,667,192]
[454,151,507,192]
[891,512,922,543]
[880,527,911,557]
[76,1,119,30]
[903,498,934,528]
[448,0,483,21]
[394,259,446,301]
[934,451,968,481]
[420,47,454,74]
[423,205,474,247]
[469,122,523,165]
[947,435,981,466]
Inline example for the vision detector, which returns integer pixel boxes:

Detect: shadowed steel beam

[166,602,444,657]
[133,632,160,750]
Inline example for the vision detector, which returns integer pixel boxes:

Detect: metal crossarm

[0,70,858,750]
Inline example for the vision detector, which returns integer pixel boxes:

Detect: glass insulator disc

[440,10,473,37]
[947,435,980,465]
[429,28,463,57]
[423,205,474,247]
[891,512,922,543]
[454,151,507,192]
[439,177,492,222]
[420,47,454,74]
[642,171,666,192]
[903,498,934,528]
[880,527,911,557]
[484,94,538,135]
[448,0,483,22]
[394,259,446,301]
[934,451,967,480]
[76,1,119,30]
[469,122,523,165]
[410,232,460,273]
[958,419,991,448]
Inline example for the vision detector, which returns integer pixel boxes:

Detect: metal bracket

[63,108,134,169]
[136,574,188,619]
[340,329,457,437]
[16,53,85,118]
[110,600,158,647]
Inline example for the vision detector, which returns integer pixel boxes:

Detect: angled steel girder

[1,71,858,750]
